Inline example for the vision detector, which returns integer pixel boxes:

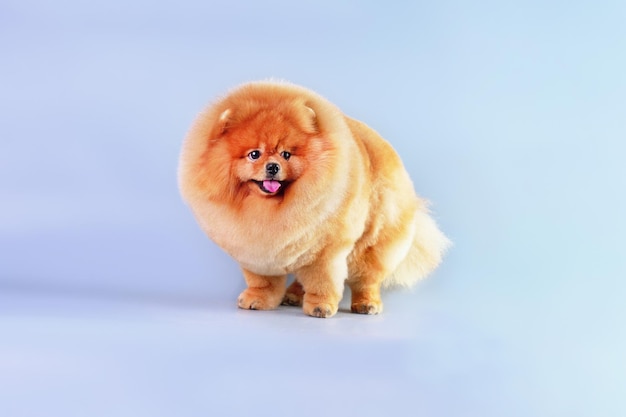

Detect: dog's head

[206,100,323,200]
[179,82,346,209]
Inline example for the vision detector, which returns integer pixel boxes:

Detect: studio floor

[1,283,619,417]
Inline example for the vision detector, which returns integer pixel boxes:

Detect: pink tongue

[263,180,281,193]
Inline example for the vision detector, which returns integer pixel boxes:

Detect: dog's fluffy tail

[383,206,451,289]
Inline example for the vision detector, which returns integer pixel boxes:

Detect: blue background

[1,1,624,416]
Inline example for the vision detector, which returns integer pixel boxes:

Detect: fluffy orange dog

[179,81,449,318]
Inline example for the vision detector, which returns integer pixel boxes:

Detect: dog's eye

[248,150,261,160]
[280,151,291,161]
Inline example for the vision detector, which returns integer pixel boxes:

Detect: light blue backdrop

[1,1,624,415]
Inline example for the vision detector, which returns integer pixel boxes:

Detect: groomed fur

[179,80,450,317]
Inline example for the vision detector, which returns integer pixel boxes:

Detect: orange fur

[178,81,450,318]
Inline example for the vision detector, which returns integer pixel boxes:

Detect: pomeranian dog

[179,81,450,318]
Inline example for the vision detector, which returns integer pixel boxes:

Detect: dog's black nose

[266,163,280,176]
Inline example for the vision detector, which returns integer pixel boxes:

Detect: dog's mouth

[251,179,287,195]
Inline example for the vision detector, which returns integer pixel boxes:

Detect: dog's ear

[216,108,232,135]
[300,104,319,134]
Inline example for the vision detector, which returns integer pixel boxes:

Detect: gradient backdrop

[1,1,625,416]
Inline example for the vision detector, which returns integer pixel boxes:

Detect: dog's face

[218,106,317,198]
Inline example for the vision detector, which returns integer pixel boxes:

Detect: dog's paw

[281,281,304,306]
[351,300,383,315]
[281,291,303,306]
[237,289,280,311]
[303,301,338,318]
